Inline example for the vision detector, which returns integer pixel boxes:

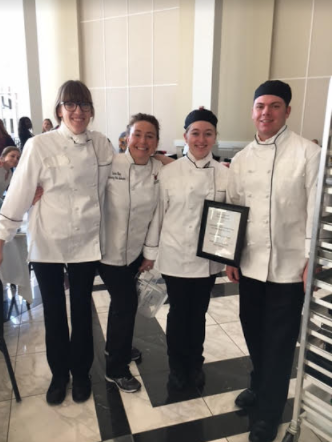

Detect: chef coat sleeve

[226,153,245,206]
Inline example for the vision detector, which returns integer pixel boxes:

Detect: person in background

[0,119,16,155]
[42,118,54,133]
[152,108,229,390]
[18,116,34,151]
[118,131,127,152]
[0,80,114,406]
[99,113,163,393]
[226,80,321,442]
[0,146,20,205]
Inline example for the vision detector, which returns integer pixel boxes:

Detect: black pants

[239,275,304,423]
[32,261,97,379]
[98,255,142,377]
[163,275,216,373]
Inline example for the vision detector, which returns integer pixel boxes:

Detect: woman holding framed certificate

[153,108,229,390]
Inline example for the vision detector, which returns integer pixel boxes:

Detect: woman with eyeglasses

[0,80,114,406]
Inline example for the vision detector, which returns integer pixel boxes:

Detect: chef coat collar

[186,150,213,168]
[58,122,90,145]
[254,125,288,146]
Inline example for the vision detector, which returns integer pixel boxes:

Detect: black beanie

[184,108,218,130]
[254,80,292,106]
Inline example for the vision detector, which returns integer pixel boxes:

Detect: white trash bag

[136,268,168,318]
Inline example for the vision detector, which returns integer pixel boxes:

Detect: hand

[139,259,155,273]
[32,186,44,205]
[226,265,240,283]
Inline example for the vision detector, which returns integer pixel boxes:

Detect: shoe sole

[104,375,141,393]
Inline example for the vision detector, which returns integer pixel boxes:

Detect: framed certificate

[197,200,249,266]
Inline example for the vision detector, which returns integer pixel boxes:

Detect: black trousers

[98,255,142,377]
[163,275,216,373]
[32,261,97,379]
[239,275,304,423]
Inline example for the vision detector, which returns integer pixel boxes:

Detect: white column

[192,0,219,111]
[23,0,43,134]
[35,0,80,126]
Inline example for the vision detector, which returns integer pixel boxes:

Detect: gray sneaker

[105,373,141,393]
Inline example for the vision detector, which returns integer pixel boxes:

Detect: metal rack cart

[282,77,332,441]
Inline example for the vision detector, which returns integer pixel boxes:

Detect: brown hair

[0,119,10,138]
[127,113,160,140]
[54,80,94,124]
[1,146,21,158]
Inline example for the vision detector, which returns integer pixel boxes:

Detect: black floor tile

[93,284,107,292]
[92,304,131,441]
[133,332,168,375]
[133,398,295,442]
[211,281,239,297]
[134,313,164,339]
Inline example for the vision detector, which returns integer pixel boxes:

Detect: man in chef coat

[226,80,321,442]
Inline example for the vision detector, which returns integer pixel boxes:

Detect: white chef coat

[101,150,162,266]
[0,123,114,263]
[154,151,229,277]
[227,125,321,283]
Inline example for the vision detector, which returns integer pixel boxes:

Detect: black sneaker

[235,388,257,408]
[105,373,141,393]
[72,375,92,403]
[46,376,69,405]
[104,347,142,362]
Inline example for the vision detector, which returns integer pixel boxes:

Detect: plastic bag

[136,268,168,318]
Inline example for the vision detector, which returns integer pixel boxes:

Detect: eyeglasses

[60,101,93,112]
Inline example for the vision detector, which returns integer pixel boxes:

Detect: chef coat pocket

[43,154,70,168]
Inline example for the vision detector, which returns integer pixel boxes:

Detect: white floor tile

[0,324,20,361]
[14,352,51,398]
[220,321,249,355]
[204,389,242,415]
[8,394,100,442]
[20,304,44,323]
[0,360,13,401]
[204,325,244,362]
[0,400,11,442]
[92,290,110,313]
[156,317,167,333]
[97,311,108,337]
[208,295,240,324]
[17,322,46,355]
[93,275,103,286]
[206,312,217,325]
[120,376,212,434]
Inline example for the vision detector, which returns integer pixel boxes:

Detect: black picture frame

[197,200,249,267]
